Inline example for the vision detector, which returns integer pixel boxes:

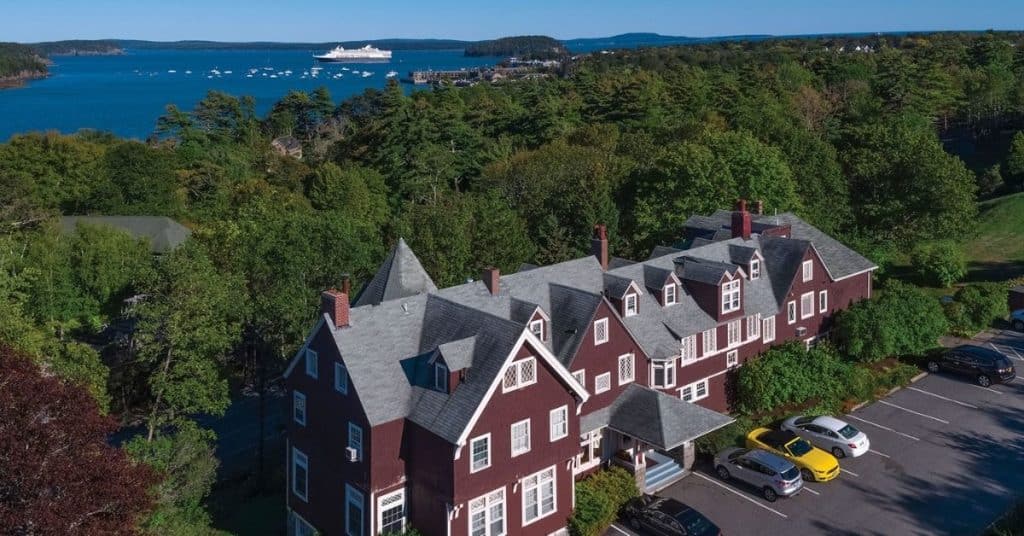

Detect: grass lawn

[963,192,1024,281]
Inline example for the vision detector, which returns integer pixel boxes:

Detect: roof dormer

[603,274,643,318]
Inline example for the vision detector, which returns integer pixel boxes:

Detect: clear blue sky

[6,0,1023,42]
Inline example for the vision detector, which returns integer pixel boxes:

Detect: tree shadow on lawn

[964,261,1024,283]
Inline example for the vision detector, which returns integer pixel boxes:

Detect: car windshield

[788,438,813,456]
[676,511,713,534]
[781,466,800,480]
[838,425,859,439]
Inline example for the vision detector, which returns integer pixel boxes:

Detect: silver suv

[713,447,804,501]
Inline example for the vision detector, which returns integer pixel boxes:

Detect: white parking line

[609,523,632,536]
[841,468,860,477]
[907,386,980,409]
[967,382,1003,395]
[693,472,789,519]
[847,414,921,441]
[802,486,821,496]
[869,449,891,459]
[878,400,950,424]
[991,343,1023,361]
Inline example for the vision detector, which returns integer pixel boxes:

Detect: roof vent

[402,303,409,314]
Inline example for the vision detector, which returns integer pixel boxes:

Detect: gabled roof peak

[353,237,438,307]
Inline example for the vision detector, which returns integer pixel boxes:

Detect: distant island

[464,35,568,59]
[31,40,124,56]
[0,43,49,88]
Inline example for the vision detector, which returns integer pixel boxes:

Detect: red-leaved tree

[0,345,156,534]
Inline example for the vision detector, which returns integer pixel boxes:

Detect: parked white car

[781,415,870,458]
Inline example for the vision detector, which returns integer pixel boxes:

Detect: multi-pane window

[378,489,405,535]
[305,348,318,378]
[702,328,717,355]
[652,359,676,389]
[334,362,348,394]
[750,259,761,280]
[348,423,363,461]
[664,283,677,305]
[680,335,697,364]
[434,362,448,392]
[292,448,308,501]
[529,319,545,342]
[293,515,316,536]
[726,350,739,368]
[549,406,568,441]
[502,358,537,392]
[593,318,609,345]
[763,316,776,343]
[345,485,364,536]
[470,435,490,472]
[624,293,639,317]
[293,391,306,426]
[571,370,586,392]
[578,430,602,469]
[787,301,797,324]
[727,320,741,346]
[802,260,813,282]
[747,314,761,340]
[617,353,635,385]
[469,488,505,536]
[680,378,709,402]
[801,292,814,319]
[722,279,741,314]
[819,290,828,313]
[522,466,557,524]
[594,373,611,394]
[510,419,531,457]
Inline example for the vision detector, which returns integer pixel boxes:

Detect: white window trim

[571,370,586,393]
[435,362,449,392]
[305,348,318,378]
[651,358,677,389]
[334,362,348,394]
[664,283,677,305]
[787,301,797,324]
[617,353,635,385]
[680,335,697,365]
[293,512,316,536]
[502,358,538,393]
[819,290,828,313]
[292,447,308,502]
[624,293,639,317]
[549,406,568,442]
[510,419,531,457]
[593,318,609,345]
[702,328,717,355]
[522,465,558,526]
[800,291,815,320]
[377,488,406,535]
[348,422,363,461]
[750,259,761,280]
[746,313,761,341]
[576,430,603,474]
[594,372,611,394]
[727,319,742,347]
[529,319,546,342]
[679,378,710,402]
[345,484,364,536]
[468,486,506,536]
[763,315,776,343]
[470,434,491,473]
[293,391,306,426]
[721,279,741,314]
[726,350,739,368]
[802,260,813,282]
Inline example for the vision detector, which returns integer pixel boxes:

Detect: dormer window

[722,279,741,314]
[529,319,546,342]
[664,284,677,306]
[434,362,448,392]
[749,259,761,280]
[624,293,639,317]
[802,260,813,282]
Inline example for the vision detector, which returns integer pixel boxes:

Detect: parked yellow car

[745,427,840,482]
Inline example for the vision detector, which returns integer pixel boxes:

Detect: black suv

[623,495,720,536]
[927,345,1015,387]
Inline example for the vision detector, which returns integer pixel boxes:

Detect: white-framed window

[801,291,814,319]
[594,372,611,394]
[348,422,363,461]
[378,489,406,535]
[802,260,813,282]
[305,348,318,378]
[470,434,491,473]
[522,466,557,525]
[571,370,586,392]
[549,406,568,441]
[680,335,697,364]
[345,484,364,536]
[293,391,306,426]
[617,353,635,385]
[726,350,739,368]
[680,378,709,402]
[624,294,639,317]
[529,319,546,342]
[746,314,761,340]
[593,318,609,345]
[510,419,531,457]
[334,362,348,394]
[502,358,537,392]
[652,359,676,389]
[578,430,603,471]
[722,279,741,314]
[787,301,797,324]
[727,320,741,346]
[763,315,776,343]
[469,487,506,536]
[702,328,717,355]
[293,513,316,536]
[435,362,449,392]
[819,290,828,313]
[291,447,308,501]
[664,283,677,305]
[750,259,761,280]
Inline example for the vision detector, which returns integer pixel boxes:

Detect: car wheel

[927,361,940,373]
[801,468,815,482]
[1014,320,1024,331]
[716,466,730,481]
[763,487,778,502]
[629,517,641,531]
[832,447,846,459]
[978,374,992,388]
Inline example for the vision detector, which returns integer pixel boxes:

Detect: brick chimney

[321,288,350,328]
[483,267,500,296]
[754,200,764,215]
[591,224,608,271]
[731,199,751,240]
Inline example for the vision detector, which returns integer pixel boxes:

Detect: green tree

[910,241,968,288]
[307,162,389,226]
[977,165,1005,197]
[1007,131,1024,189]
[92,141,183,216]
[834,280,948,362]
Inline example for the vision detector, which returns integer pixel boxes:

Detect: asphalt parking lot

[612,330,1024,536]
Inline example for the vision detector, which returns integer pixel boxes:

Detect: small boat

[246,74,253,78]
[270,74,278,78]
[167,69,176,73]
[386,70,398,78]
[210,69,221,75]
[185,70,192,74]
[362,71,373,77]
[224,70,233,74]
[284,70,293,75]
[341,67,350,71]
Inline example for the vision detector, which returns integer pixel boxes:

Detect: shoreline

[0,70,48,89]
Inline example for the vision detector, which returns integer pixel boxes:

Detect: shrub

[910,241,967,288]
[735,342,855,414]
[568,466,638,536]
[834,280,948,362]
[947,282,1010,335]
[694,415,754,458]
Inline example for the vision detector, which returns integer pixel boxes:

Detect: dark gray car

[713,447,803,501]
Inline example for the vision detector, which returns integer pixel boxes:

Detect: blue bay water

[0,48,498,140]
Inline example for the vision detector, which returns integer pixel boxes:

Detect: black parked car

[623,495,721,536]
[927,345,1015,387]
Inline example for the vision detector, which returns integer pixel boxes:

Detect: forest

[0,42,48,80]
[464,35,568,58]
[2,31,1024,534]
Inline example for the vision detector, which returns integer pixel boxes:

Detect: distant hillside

[118,38,472,51]
[465,35,567,59]
[564,32,773,53]
[0,42,48,86]
[32,40,124,56]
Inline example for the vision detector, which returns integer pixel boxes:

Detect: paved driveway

[613,330,1024,536]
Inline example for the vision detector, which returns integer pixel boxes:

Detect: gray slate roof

[353,238,438,307]
[60,216,191,254]
[605,384,734,450]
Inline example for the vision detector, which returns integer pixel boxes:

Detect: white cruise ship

[313,45,392,62]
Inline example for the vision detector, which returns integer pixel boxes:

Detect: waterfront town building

[283,200,877,536]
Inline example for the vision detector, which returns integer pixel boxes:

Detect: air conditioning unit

[345,447,360,462]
